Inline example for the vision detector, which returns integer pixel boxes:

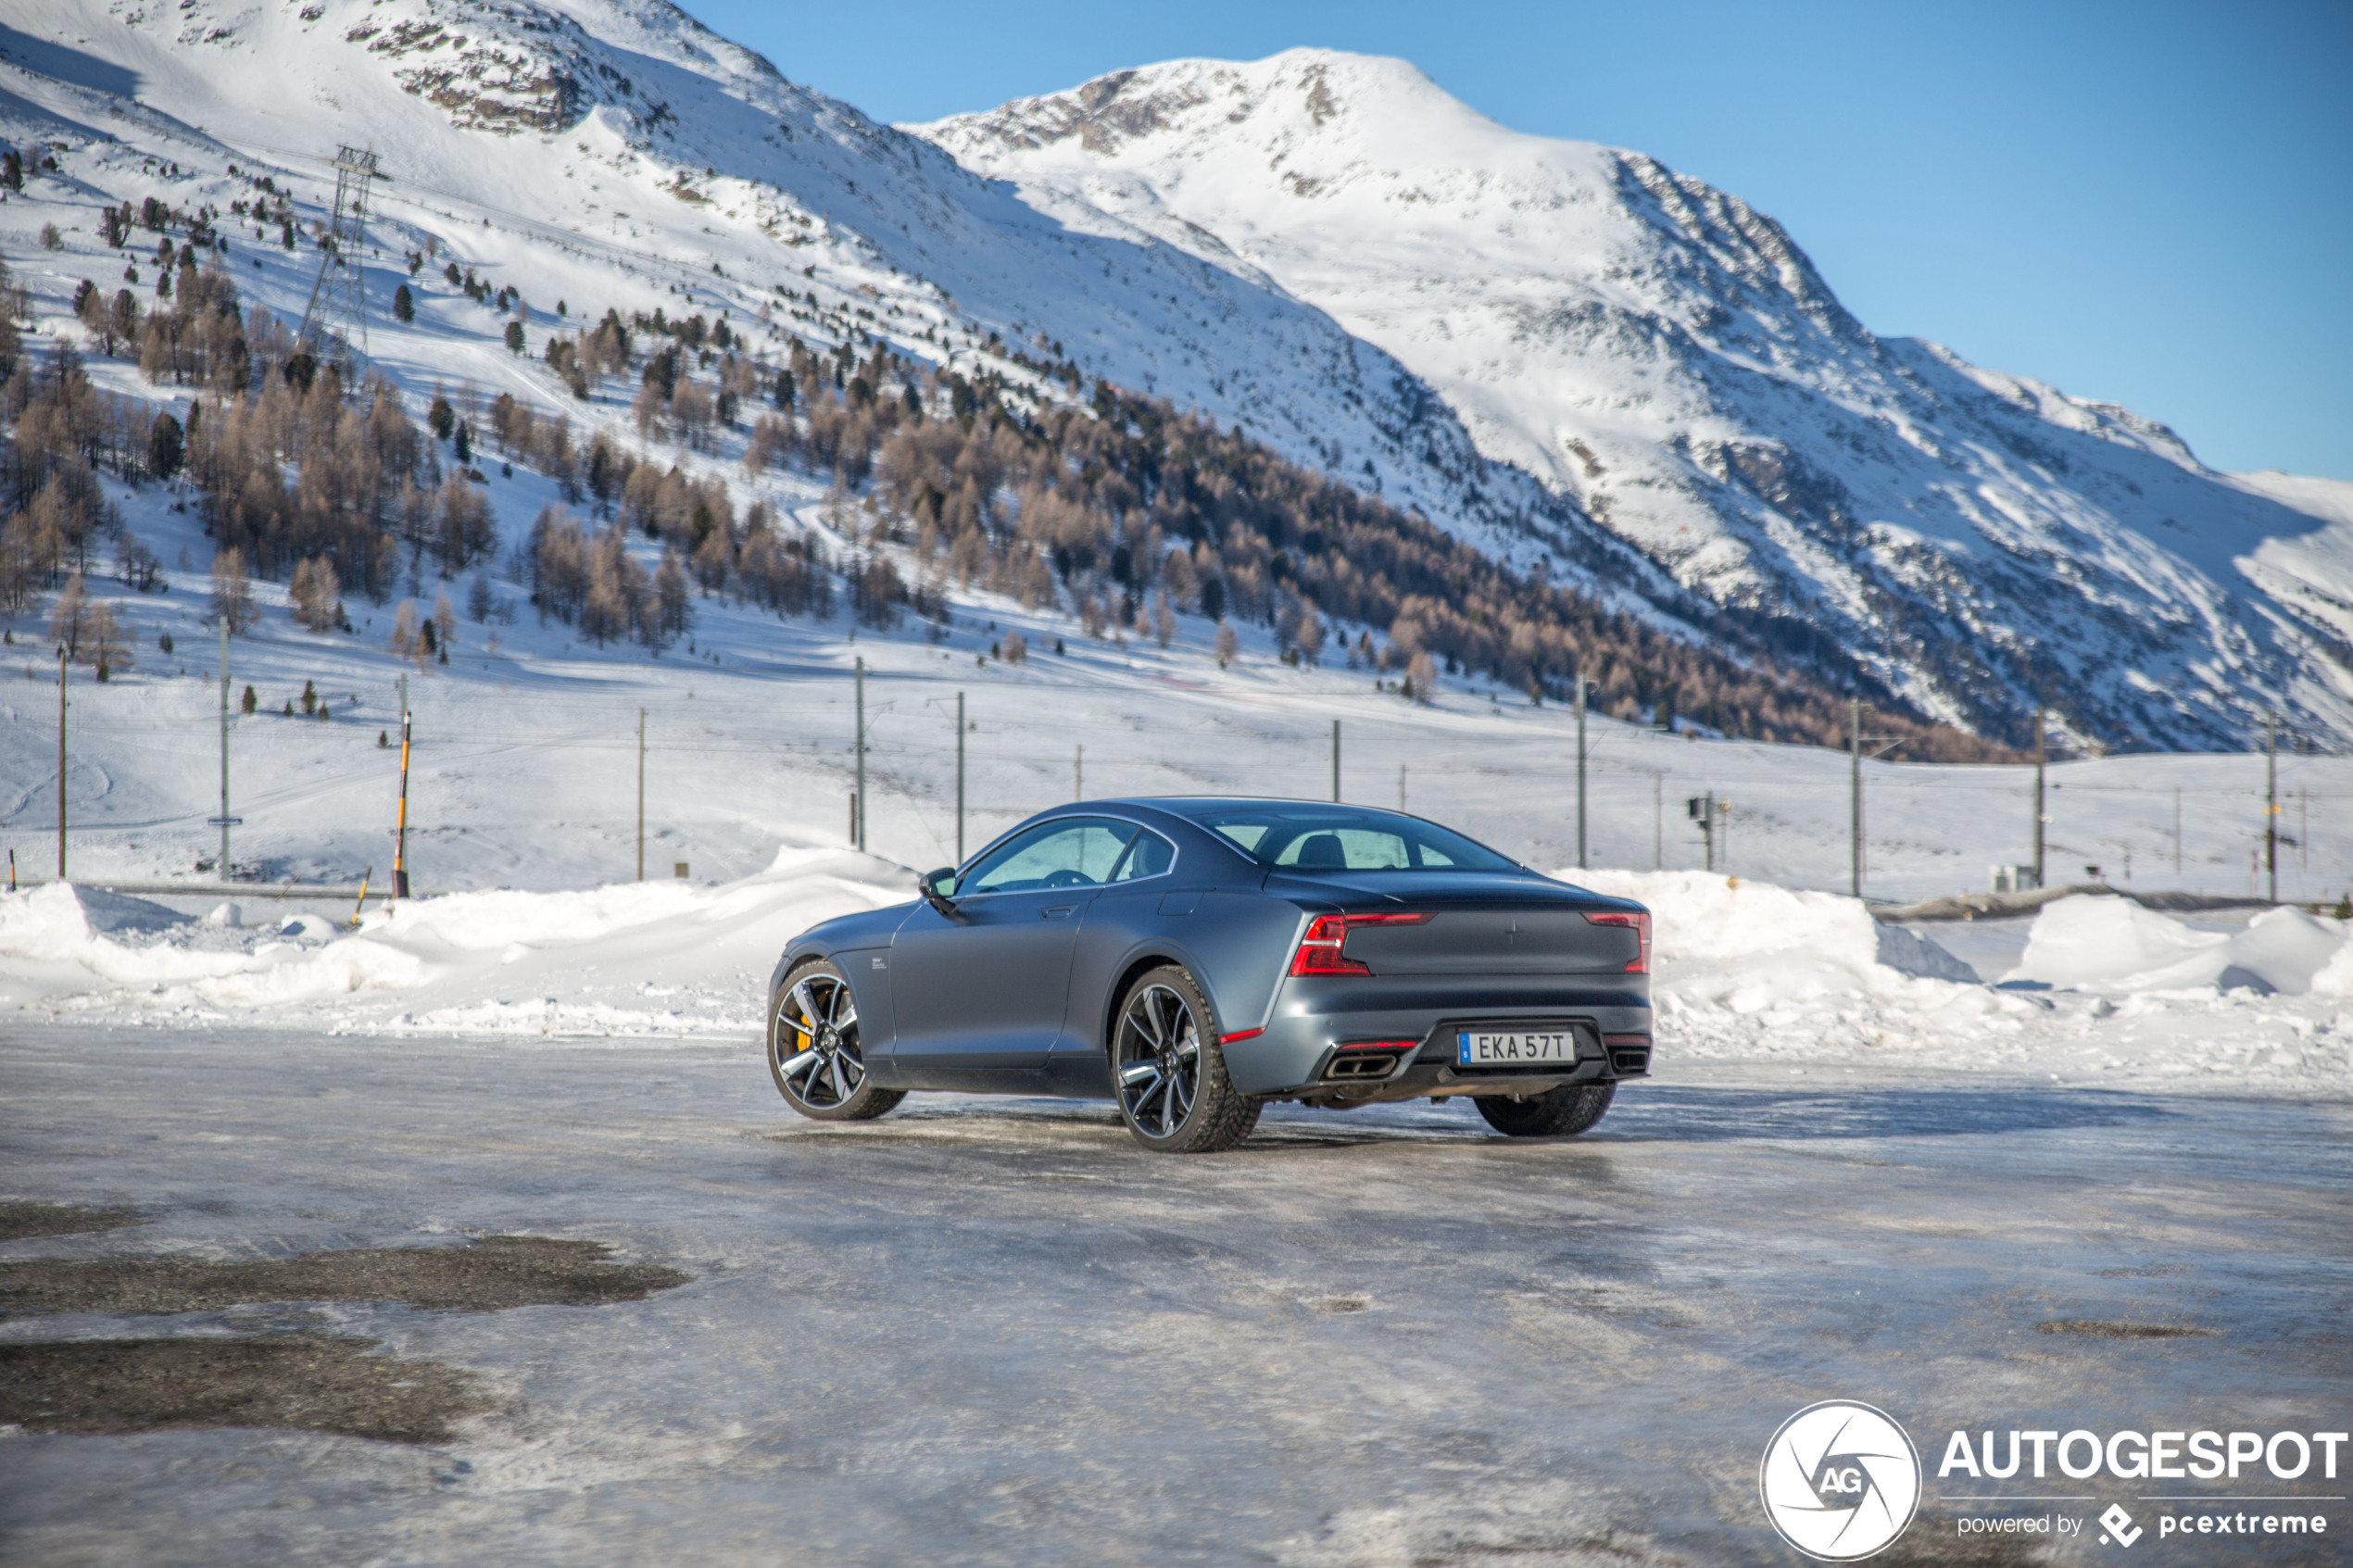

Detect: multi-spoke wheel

[1112,964,1259,1153]
[768,960,905,1122]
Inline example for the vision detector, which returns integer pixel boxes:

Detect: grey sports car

[766,798,1653,1152]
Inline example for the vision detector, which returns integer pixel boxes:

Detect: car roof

[1071,797,1426,822]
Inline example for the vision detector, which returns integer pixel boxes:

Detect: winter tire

[1112,964,1261,1153]
[769,960,905,1122]
[1474,1081,1615,1138]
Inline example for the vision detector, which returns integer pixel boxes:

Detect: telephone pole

[1850,700,1862,897]
[2032,706,2046,889]
[853,658,866,852]
[55,647,67,878]
[1849,698,1907,898]
[2266,708,2278,904]
[955,690,965,863]
[212,621,236,879]
[1575,678,1591,870]
[1074,745,1084,801]
[635,707,647,883]
[1331,719,1340,803]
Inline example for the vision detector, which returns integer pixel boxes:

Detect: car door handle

[1040,905,1076,920]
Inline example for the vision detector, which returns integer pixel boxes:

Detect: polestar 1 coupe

[765,798,1653,1152]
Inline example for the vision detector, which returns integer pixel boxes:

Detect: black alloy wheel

[1112,964,1260,1153]
[770,960,905,1122]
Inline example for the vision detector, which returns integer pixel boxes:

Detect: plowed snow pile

[2007,896,2351,995]
[1568,872,2352,1093]
[0,848,911,1040]
[6,860,2347,1093]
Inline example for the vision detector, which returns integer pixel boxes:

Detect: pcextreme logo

[1759,1401,1923,1562]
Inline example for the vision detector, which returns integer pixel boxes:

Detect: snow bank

[1569,869,1975,1001]
[4,847,914,1035]
[2007,897,2348,995]
[1565,871,2353,1093]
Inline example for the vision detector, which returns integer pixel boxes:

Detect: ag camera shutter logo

[1759,1401,1922,1561]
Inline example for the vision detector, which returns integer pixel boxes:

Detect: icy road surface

[3,1026,2348,1566]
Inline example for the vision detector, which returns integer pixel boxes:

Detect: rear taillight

[1582,909,1651,973]
[1288,911,1432,977]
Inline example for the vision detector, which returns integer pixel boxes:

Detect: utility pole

[1398,763,1406,812]
[1074,745,1084,802]
[2266,708,2278,904]
[2173,786,2182,880]
[853,657,865,852]
[392,680,412,899]
[1849,697,1906,898]
[1652,773,1662,872]
[955,690,965,864]
[2032,706,2046,889]
[211,621,235,880]
[55,647,66,879]
[635,708,647,883]
[1850,700,1862,897]
[1331,719,1340,803]
[1575,678,1589,871]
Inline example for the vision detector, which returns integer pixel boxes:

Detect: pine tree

[393,283,414,324]
[240,684,257,715]
[301,679,316,715]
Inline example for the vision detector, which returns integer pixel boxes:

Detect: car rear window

[1198,809,1516,872]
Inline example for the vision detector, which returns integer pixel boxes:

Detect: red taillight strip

[1602,1033,1653,1046]
[1582,909,1652,973]
[1335,1038,1420,1051]
[1220,1028,1264,1045]
[1288,911,1434,978]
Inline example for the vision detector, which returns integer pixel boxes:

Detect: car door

[889,816,1137,1080]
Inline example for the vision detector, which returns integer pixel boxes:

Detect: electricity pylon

[297,145,382,371]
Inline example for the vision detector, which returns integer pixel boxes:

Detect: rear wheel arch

[1098,950,1198,1060]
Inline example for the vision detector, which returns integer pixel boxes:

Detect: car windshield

[1194,808,1519,873]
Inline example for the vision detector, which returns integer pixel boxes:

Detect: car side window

[1273,828,1412,870]
[1108,828,1176,883]
[963,819,1134,896]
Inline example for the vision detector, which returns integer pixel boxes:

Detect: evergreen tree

[393,282,414,324]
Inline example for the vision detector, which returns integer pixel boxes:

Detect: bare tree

[209,547,258,633]
[46,572,88,658]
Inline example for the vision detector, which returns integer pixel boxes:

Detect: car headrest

[1294,833,1346,868]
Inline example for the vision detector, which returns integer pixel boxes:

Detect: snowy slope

[0,0,1674,607]
[914,50,2353,750]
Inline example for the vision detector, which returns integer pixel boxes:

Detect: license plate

[1457,1030,1577,1066]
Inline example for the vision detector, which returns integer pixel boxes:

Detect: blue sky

[681,0,2351,481]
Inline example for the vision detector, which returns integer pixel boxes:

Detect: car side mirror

[918,867,959,915]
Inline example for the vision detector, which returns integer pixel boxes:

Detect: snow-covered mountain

[0,0,1679,608]
[2,9,2347,748]
[914,50,2353,750]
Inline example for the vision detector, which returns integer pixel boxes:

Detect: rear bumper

[1220,976,1653,1104]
